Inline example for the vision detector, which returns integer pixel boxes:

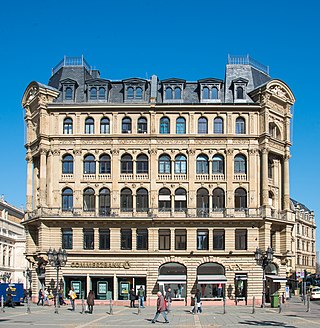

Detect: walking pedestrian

[152,291,169,324]
[43,288,50,306]
[191,289,202,314]
[6,287,15,308]
[37,288,44,306]
[68,287,77,311]
[129,287,136,308]
[59,289,67,305]
[87,290,95,314]
[137,286,145,308]
[165,287,172,312]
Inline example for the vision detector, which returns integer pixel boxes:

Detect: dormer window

[232,78,248,102]
[86,78,109,102]
[174,87,181,99]
[202,87,209,99]
[123,79,147,102]
[65,87,73,100]
[136,87,143,99]
[198,79,222,103]
[162,79,185,102]
[90,87,97,100]
[165,87,173,99]
[98,87,106,99]
[127,87,134,99]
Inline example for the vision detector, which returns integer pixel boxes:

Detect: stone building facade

[0,197,26,284]
[22,55,296,305]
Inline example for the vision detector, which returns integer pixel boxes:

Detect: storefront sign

[70,261,131,269]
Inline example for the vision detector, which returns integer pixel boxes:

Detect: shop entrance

[235,274,247,304]
[64,276,86,299]
[118,277,146,301]
[91,277,113,300]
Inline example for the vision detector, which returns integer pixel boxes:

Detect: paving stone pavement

[1,297,320,327]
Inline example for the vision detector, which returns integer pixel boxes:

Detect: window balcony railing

[233,173,247,181]
[120,174,134,180]
[136,173,149,180]
[174,174,187,180]
[196,174,210,181]
[212,174,225,181]
[83,174,96,180]
[61,174,74,180]
[98,174,111,180]
[158,174,171,180]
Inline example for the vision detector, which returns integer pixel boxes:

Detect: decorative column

[283,153,291,211]
[46,150,53,207]
[111,149,120,214]
[261,147,269,207]
[26,152,33,211]
[39,148,47,207]
[149,149,158,214]
[225,148,234,211]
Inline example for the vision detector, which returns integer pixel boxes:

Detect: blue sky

[0,0,319,248]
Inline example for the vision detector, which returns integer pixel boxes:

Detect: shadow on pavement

[239,320,296,327]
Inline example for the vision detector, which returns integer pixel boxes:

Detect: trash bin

[271,294,279,308]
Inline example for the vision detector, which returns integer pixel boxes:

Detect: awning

[175,195,186,200]
[157,275,187,284]
[266,275,287,283]
[235,275,248,281]
[197,275,227,284]
[159,195,170,201]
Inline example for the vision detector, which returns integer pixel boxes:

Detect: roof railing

[228,54,269,75]
[52,55,91,75]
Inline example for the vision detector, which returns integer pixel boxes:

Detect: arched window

[197,188,209,217]
[160,117,170,134]
[236,117,245,134]
[158,188,171,211]
[63,117,73,134]
[165,87,173,100]
[159,262,186,275]
[98,87,106,100]
[83,188,95,212]
[202,87,209,99]
[175,188,187,212]
[213,117,223,134]
[137,117,147,133]
[174,154,187,174]
[198,117,208,134]
[65,87,73,100]
[136,154,148,174]
[99,188,110,216]
[174,87,181,99]
[268,159,273,179]
[120,188,133,212]
[83,154,96,174]
[136,188,149,212]
[269,122,281,139]
[99,154,111,174]
[122,117,132,133]
[121,154,133,174]
[100,117,110,134]
[234,154,247,174]
[212,154,224,174]
[236,86,244,99]
[213,188,225,210]
[62,154,74,174]
[159,154,171,174]
[211,87,218,99]
[136,87,143,99]
[85,117,94,134]
[176,117,186,134]
[127,87,134,99]
[90,87,97,100]
[235,188,247,209]
[196,154,209,174]
[62,188,73,211]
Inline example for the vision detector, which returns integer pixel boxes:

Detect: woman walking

[68,287,77,311]
[87,290,95,314]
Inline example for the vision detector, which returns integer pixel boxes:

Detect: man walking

[152,291,169,324]
[137,285,145,308]
[165,287,172,312]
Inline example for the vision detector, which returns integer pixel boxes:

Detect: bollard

[137,298,141,315]
[26,295,31,314]
[1,295,5,313]
[252,296,255,314]
[307,295,310,313]
[109,298,113,315]
[279,297,282,313]
[223,297,226,314]
[81,294,85,314]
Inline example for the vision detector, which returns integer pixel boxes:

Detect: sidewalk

[0,297,319,327]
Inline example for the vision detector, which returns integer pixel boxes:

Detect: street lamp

[254,246,274,308]
[47,248,67,314]
[25,268,32,314]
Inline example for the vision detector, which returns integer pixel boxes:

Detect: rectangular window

[83,228,94,250]
[121,229,132,250]
[175,229,187,250]
[159,229,171,250]
[235,229,247,250]
[213,230,225,250]
[99,228,110,250]
[197,229,209,250]
[136,229,148,250]
[62,228,73,249]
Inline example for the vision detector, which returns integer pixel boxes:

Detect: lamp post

[47,248,67,314]
[25,268,32,314]
[254,246,273,308]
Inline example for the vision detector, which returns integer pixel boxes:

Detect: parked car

[310,287,320,300]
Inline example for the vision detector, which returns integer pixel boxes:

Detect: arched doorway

[265,263,286,302]
[158,262,187,299]
[197,263,226,299]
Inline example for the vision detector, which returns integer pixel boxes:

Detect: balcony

[234,173,247,181]
[98,174,111,180]
[196,174,210,181]
[120,174,134,180]
[61,174,74,180]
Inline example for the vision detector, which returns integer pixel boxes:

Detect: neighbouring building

[0,196,26,284]
[291,199,316,281]
[22,55,296,305]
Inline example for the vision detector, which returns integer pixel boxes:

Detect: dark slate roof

[290,198,312,212]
